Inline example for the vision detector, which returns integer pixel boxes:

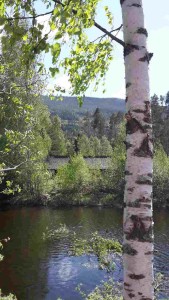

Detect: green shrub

[71,232,122,271]
[55,154,100,194]
[153,143,169,206]
[76,280,122,300]
[101,122,125,201]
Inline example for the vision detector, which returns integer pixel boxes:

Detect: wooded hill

[42,96,125,120]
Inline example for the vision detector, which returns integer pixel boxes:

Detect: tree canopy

[0,0,124,101]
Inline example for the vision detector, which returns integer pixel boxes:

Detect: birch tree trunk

[120,0,154,299]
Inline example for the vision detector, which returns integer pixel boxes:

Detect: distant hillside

[42,96,125,119]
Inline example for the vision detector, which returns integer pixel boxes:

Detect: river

[0,207,169,299]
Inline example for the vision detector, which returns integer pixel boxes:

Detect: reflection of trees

[154,209,169,233]
[0,207,123,299]
[0,208,51,299]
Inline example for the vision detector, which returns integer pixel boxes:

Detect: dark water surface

[0,207,169,300]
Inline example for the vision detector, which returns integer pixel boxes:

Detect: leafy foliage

[55,154,100,194]
[101,122,125,198]
[71,231,122,271]
[153,143,169,206]
[1,0,115,101]
[77,280,122,300]
[42,223,69,240]
[0,22,52,197]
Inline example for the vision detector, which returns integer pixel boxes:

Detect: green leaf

[22,34,28,41]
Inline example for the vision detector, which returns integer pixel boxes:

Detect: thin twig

[4,11,53,21]
[94,21,124,46]
[92,25,123,43]
[0,161,28,173]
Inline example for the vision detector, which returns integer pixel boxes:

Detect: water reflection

[0,207,168,299]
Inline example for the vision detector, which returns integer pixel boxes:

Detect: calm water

[0,207,169,300]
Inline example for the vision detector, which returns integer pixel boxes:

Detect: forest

[1,76,169,208]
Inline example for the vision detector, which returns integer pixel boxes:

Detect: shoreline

[0,192,168,210]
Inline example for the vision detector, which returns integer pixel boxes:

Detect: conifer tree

[100,136,112,156]
[92,108,105,138]
[49,115,67,156]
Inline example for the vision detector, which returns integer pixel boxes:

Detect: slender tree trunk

[120,0,154,299]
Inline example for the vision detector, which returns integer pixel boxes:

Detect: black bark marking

[126,111,147,134]
[140,298,152,300]
[125,288,133,292]
[127,200,140,208]
[125,96,128,103]
[133,135,153,158]
[143,115,151,124]
[137,27,148,37]
[132,109,145,113]
[124,43,139,57]
[129,274,145,280]
[138,292,143,295]
[145,251,153,255]
[142,216,153,222]
[139,52,153,64]
[136,175,152,185]
[125,170,132,175]
[138,196,151,203]
[129,3,141,7]
[128,293,135,298]
[144,204,151,209]
[124,282,131,287]
[133,101,151,124]
[126,82,132,88]
[127,187,134,192]
[123,243,138,255]
[124,140,133,150]
[125,215,153,242]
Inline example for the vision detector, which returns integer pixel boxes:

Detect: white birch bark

[120,0,154,299]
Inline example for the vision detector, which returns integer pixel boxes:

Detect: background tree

[49,115,68,156]
[78,134,93,157]
[109,112,124,142]
[80,111,93,137]
[100,136,112,157]
[92,108,105,138]
[165,91,169,106]
[90,136,101,157]
[0,23,52,198]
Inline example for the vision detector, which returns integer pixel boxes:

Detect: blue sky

[36,0,169,99]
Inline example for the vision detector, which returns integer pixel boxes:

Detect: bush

[153,143,169,206]
[77,280,122,300]
[55,154,100,194]
[101,122,125,202]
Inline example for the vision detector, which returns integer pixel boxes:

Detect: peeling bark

[121,0,154,299]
